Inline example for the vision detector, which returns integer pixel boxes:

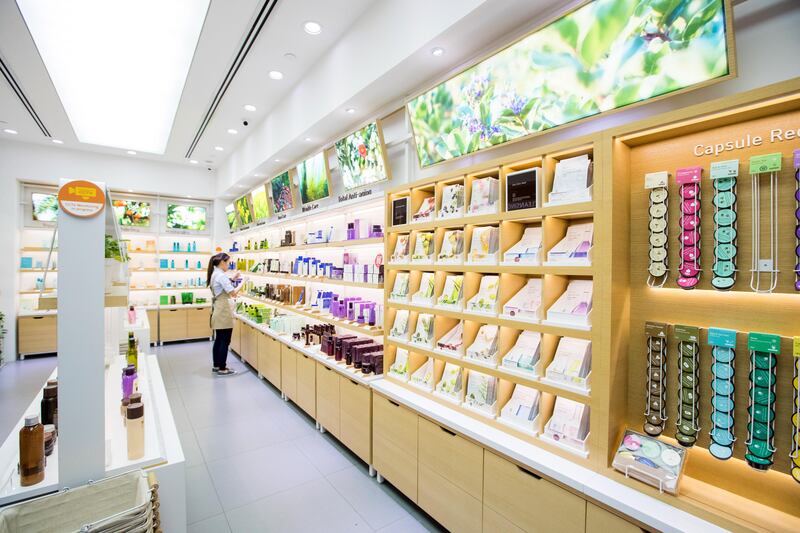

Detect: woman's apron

[211,290,234,330]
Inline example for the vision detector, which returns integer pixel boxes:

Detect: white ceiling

[0,0,577,185]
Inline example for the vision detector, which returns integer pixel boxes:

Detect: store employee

[207,253,240,376]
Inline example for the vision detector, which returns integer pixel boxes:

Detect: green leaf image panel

[407,0,730,167]
[250,187,269,221]
[166,204,207,231]
[297,152,330,204]
[32,193,58,222]
[235,196,253,226]
[225,203,239,230]
[270,172,294,214]
[334,122,389,191]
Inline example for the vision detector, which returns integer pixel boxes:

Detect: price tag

[748,332,781,354]
[710,160,739,179]
[708,327,737,348]
[749,153,782,174]
[644,171,669,189]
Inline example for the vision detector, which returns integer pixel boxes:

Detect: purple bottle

[122,365,137,402]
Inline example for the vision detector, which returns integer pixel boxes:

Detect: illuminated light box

[235,195,254,227]
[225,203,239,231]
[113,199,151,227]
[297,152,330,204]
[166,204,207,231]
[270,171,294,214]
[334,122,391,191]
[250,185,269,222]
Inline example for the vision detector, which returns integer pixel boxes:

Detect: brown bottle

[126,403,145,460]
[41,384,58,428]
[19,415,45,486]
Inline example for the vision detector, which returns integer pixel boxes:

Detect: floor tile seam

[189,462,228,526]
[324,466,388,531]
[218,475,335,517]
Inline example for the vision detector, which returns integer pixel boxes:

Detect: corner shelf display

[616,86,800,528]
[384,143,597,461]
[225,197,386,340]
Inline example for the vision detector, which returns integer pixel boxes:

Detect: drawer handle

[303,354,309,360]
[32,316,44,320]
[517,465,542,480]
[350,379,358,386]
[388,399,400,407]
[324,366,332,372]
[439,426,456,437]
[169,309,178,312]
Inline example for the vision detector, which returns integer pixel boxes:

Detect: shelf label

[748,332,781,354]
[749,153,782,174]
[793,336,800,359]
[794,149,800,170]
[710,160,739,179]
[644,171,668,189]
[708,327,736,348]
[675,167,702,185]
[674,324,700,343]
[645,321,668,338]
[58,180,105,218]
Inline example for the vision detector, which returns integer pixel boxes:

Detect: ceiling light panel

[17,0,210,154]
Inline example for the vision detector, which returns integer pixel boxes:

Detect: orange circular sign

[58,180,105,218]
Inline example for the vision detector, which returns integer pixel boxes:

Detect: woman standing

[207,253,240,376]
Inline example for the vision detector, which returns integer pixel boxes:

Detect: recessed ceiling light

[268,70,283,80]
[243,104,256,112]
[274,159,280,162]
[187,195,192,199]
[237,184,246,188]
[3,128,18,134]
[214,146,224,151]
[227,128,238,135]
[189,159,198,164]
[127,189,133,192]
[283,52,296,61]
[303,21,321,35]
[345,108,355,114]
[304,137,312,142]
[431,47,445,57]
[51,138,63,144]
[127,150,137,155]
[16,0,209,154]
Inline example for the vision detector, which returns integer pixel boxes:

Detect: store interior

[1,0,799,531]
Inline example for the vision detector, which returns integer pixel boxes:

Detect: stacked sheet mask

[465,371,497,413]
[439,183,465,219]
[389,348,410,379]
[410,313,435,347]
[468,177,500,215]
[500,384,540,430]
[502,331,542,375]
[389,272,410,301]
[391,235,410,263]
[544,337,592,388]
[466,275,499,314]
[410,358,434,390]
[502,278,543,321]
[435,362,464,400]
[411,272,436,305]
[413,196,436,223]
[389,309,410,339]
[436,322,464,355]
[468,226,499,264]
[437,274,464,308]
[546,222,593,265]
[411,232,435,263]
[437,230,464,263]
[503,226,543,265]
[466,324,499,363]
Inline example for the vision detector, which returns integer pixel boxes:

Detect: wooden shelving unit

[244,271,383,289]
[230,236,384,254]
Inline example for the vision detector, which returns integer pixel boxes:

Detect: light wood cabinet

[483,505,525,533]
[339,375,371,464]
[418,417,483,500]
[18,315,57,356]
[243,325,259,367]
[586,503,642,533]
[186,307,211,339]
[146,310,159,344]
[258,333,281,387]
[295,353,316,417]
[419,463,482,533]
[231,318,241,354]
[316,364,340,437]
[281,344,297,401]
[372,394,418,502]
[483,451,586,533]
[159,309,187,342]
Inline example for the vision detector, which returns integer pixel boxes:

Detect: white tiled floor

[156,341,444,533]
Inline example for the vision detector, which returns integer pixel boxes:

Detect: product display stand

[749,154,781,293]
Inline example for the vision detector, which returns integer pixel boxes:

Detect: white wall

[0,140,216,358]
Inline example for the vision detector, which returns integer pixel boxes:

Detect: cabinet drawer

[483,505,525,533]
[339,375,371,464]
[281,344,297,400]
[18,315,58,355]
[316,364,340,437]
[418,417,483,500]
[159,309,187,342]
[419,463,481,533]
[484,451,586,533]
[231,319,241,354]
[295,353,316,418]
[586,503,641,533]
[258,334,281,387]
[146,310,159,344]
[187,307,211,339]
[246,326,259,367]
[372,394,418,502]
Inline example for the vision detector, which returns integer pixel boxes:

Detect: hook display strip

[645,171,669,288]
[749,154,782,293]
[676,167,702,290]
[794,150,800,292]
[792,337,800,483]
[710,160,739,290]
[675,325,700,447]
[708,328,737,460]
[745,332,780,470]
[644,322,668,436]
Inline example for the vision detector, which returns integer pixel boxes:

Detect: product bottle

[43,424,56,457]
[126,402,145,459]
[185,259,189,269]
[124,392,142,427]
[40,383,58,428]
[192,241,197,252]
[19,415,45,486]
[122,364,137,402]
[126,332,138,370]
[128,305,137,325]
[170,259,175,270]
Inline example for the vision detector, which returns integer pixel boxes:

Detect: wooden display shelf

[245,272,383,289]
[19,269,58,273]
[386,263,592,276]
[386,301,592,340]
[20,247,57,252]
[230,237,384,255]
[240,294,382,336]
[36,294,128,310]
[19,289,55,294]
[130,287,209,292]
[151,268,206,272]
[156,250,210,255]
[386,337,589,403]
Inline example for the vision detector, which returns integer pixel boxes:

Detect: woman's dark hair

[207,253,231,287]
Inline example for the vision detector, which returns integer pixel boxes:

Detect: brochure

[439,183,465,219]
[389,348,410,379]
[502,278,543,321]
[437,274,464,308]
[466,324,499,363]
[468,177,499,215]
[411,272,436,305]
[501,330,542,374]
[436,322,464,355]
[389,272,410,301]
[546,222,593,265]
[410,358,434,390]
[505,168,538,211]
[500,384,540,429]
[437,229,464,263]
[466,275,499,314]
[503,227,543,265]
[391,235,410,263]
[389,309,410,339]
[546,279,593,327]
[465,371,497,412]
[435,362,463,400]
[411,232,434,263]
[468,226,499,264]
[410,313,435,347]
[412,196,436,223]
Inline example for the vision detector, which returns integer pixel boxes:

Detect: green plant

[105,234,127,262]
[297,152,330,204]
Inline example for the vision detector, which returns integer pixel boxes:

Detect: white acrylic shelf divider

[370,380,727,533]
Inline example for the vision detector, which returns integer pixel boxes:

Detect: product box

[612,429,687,494]
[502,227,543,265]
[505,168,539,211]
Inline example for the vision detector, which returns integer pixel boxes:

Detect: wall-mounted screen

[32,192,58,222]
[407,0,731,167]
[250,185,269,221]
[235,195,254,226]
[297,152,330,204]
[113,199,151,227]
[225,203,239,231]
[334,122,390,191]
[166,204,207,231]
[270,171,294,214]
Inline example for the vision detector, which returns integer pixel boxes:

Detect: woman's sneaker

[216,368,237,377]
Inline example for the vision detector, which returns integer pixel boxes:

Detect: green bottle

[127,332,138,370]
